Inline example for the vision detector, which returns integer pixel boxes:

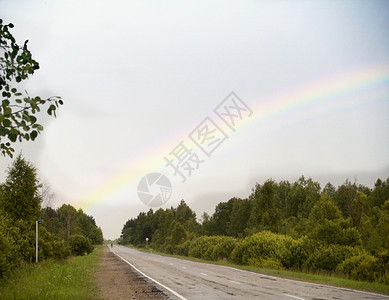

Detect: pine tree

[0,154,41,222]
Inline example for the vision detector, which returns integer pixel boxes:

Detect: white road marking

[200,272,207,276]
[229,280,241,285]
[112,250,188,300]
[112,247,389,300]
[217,265,389,298]
[284,294,306,300]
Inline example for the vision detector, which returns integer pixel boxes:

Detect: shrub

[230,231,296,267]
[341,227,362,246]
[310,220,343,244]
[337,250,388,282]
[175,240,191,256]
[305,244,358,271]
[352,255,379,281]
[187,236,237,261]
[376,249,389,273]
[281,236,312,269]
[258,258,283,269]
[39,228,70,260]
[378,271,389,285]
[0,215,22,276]
[188,236,217,260]
[68,235,93,256]
[211,236,237,261]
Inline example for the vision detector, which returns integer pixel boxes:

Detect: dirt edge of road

[94,246,169,300]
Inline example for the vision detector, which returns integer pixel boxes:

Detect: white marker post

[36,220,42,262]
[146,237,149,248]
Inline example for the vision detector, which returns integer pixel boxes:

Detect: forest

[0,155,104,277]
[120,176,389,284]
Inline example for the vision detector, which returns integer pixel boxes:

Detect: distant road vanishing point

[111,245,388,300]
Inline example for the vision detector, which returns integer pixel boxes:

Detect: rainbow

[76,62,389,210]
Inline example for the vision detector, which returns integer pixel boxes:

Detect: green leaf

[22,112,30,122]
[0,128,7,136]
[32,124,44,131]
[30,115,37,123]
[9,133,17,142]
[4,107,11,116]
[47,104,56,115]
[30,130,38,140]
[3,119,11,127]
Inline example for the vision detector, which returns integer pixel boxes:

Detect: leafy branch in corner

[0,19,63,157]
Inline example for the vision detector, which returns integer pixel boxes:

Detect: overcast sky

[1,0,389,239]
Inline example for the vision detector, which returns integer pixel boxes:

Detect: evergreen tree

[0,154,41,222]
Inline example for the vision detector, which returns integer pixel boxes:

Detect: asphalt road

[111,245,388,300]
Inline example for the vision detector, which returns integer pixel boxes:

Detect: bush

[188,236,217,260]
[281,236,312,269]
[337,250,389,282]
[39,228,70,260]
[352,255,379,281]
[230,231,295,267]
[310,220,343,244]
[68,235,93,256]
[341,227,362,246]
[0,215,22,276]
[187,236,237,261]
[376,249,389,273]
[305,244,358,271]
[378,271,389,285]
[257,258,283,269]
[211,236,237,261]
[175,240,191,256]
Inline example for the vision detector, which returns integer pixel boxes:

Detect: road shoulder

[94,246,168,300]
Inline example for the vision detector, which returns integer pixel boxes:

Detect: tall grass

[0,245,102,299]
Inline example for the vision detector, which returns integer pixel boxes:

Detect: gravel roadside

[94,246,168,300]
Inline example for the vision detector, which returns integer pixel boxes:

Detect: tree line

[0,155,103,277]
[0,19,104,278]
[120,176,389,283]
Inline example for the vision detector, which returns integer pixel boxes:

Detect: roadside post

[146,237,149,248]
[36,220,43,262]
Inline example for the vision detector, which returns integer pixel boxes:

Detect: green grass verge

[127,245,389,296]
[0,245,103,300]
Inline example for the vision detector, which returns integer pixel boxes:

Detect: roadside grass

[0,245,103,300]
[127,245,389,296]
